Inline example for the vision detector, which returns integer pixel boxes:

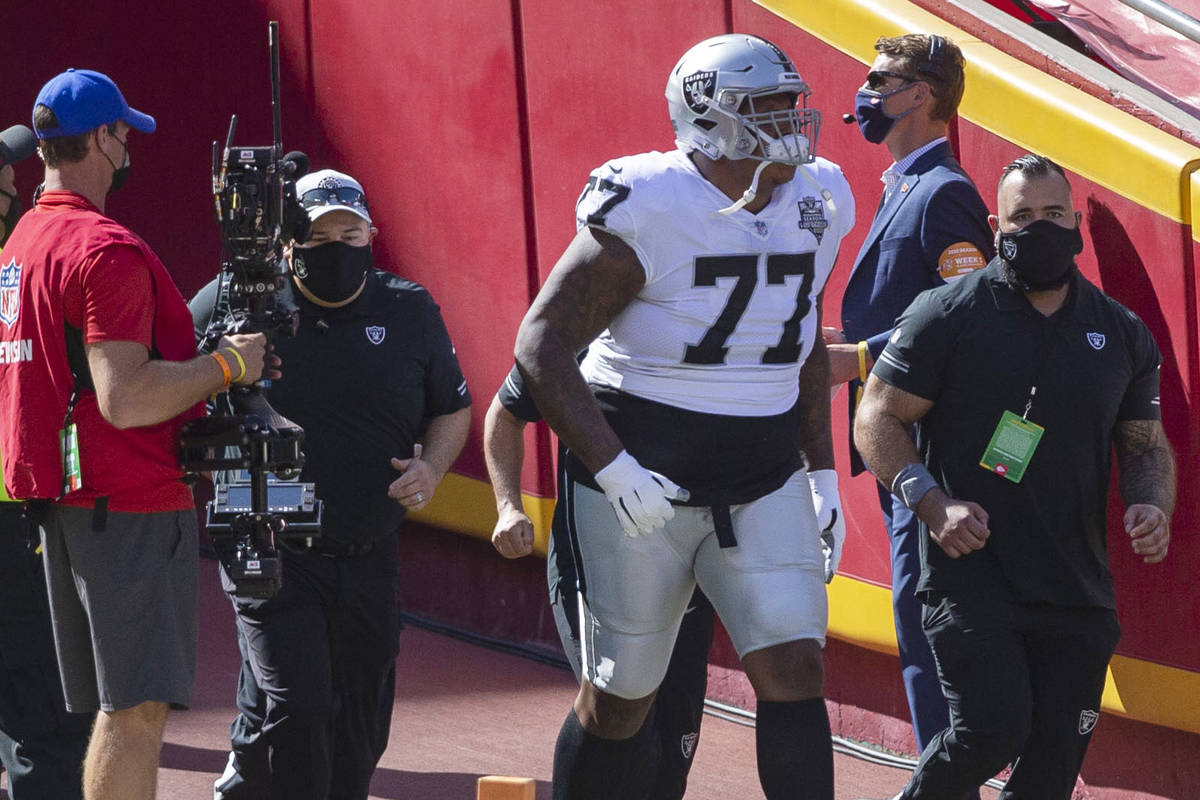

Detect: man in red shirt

[0,69,272,800]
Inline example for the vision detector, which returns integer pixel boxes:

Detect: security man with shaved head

[854,153,1174,798]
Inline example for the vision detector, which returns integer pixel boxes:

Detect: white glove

[593,450,684,537]
[808,469,846,584]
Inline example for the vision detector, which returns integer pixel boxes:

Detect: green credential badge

[979,410,1044,483]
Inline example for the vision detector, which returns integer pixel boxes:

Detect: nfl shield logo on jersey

[0,259,20,328]
[365,325,386,345]
[1078,709,1099,735]
[797,197,828,244]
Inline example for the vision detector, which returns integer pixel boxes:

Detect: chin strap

[716,158,839,226]
[796,163,837,225]
[716,160,772,216]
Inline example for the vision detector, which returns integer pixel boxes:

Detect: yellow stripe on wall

[753,0,1200,223]
[409,471,556,558]
[415,472,1200,734]
[1193,170,1200,243]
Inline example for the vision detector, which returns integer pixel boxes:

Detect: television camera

[179,21,321,598]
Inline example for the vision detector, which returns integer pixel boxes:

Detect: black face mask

[292,241,372,304]
[0,189,19,246]
[109,164,130,194]
[101,133,131,195]
[997,219,1083,291]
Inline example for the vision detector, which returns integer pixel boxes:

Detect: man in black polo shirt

[854,153,1174,799]
[192,168,472,800]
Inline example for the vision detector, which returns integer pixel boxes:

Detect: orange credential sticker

[938,242,987,280]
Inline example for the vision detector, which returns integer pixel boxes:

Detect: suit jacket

[841,140,992,473]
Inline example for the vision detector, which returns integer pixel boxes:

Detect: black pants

[215,540,401,800]
[0,504,93,800]
[901,592,1120,800]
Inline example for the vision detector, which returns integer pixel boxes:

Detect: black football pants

[901,592,1120,800]
[216,542,401,800]
[0,504,93,800]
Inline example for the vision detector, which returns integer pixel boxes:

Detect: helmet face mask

[667,34,821,166]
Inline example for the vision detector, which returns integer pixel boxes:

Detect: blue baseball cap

[33,68,155,139]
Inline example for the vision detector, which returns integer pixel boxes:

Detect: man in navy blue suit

[824,33,992,776]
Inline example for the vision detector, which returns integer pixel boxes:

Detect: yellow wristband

[223,347,247,384]
[209,351,231,387]
[857,340,869,383]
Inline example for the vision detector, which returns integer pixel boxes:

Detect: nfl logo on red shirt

[0,259,20,328]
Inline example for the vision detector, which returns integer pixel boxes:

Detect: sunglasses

[300,186,369,211]
[863,70,921,91]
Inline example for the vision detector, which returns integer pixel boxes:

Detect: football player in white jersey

[514,34,855,799]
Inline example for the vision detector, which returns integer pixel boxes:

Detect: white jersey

[576,149,855,416]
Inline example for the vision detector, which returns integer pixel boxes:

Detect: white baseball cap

[295,168,372,224]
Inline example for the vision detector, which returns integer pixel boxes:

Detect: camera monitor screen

[225,484,307,511]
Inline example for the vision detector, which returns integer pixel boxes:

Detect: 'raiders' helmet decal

[682,70,716,115]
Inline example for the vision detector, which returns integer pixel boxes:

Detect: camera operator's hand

[218,333,281,385]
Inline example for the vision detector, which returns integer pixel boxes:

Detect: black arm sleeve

[496,364,542,423]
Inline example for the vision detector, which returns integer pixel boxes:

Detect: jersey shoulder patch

[791,157,855,241]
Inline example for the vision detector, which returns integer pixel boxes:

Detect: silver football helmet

[666,34,820,166]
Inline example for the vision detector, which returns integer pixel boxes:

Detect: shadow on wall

[1086,197,1189,438]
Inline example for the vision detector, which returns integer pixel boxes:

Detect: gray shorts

[40,504,198,713]
[567,468,828,699]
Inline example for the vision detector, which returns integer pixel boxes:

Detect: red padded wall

[299,0,530,483]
